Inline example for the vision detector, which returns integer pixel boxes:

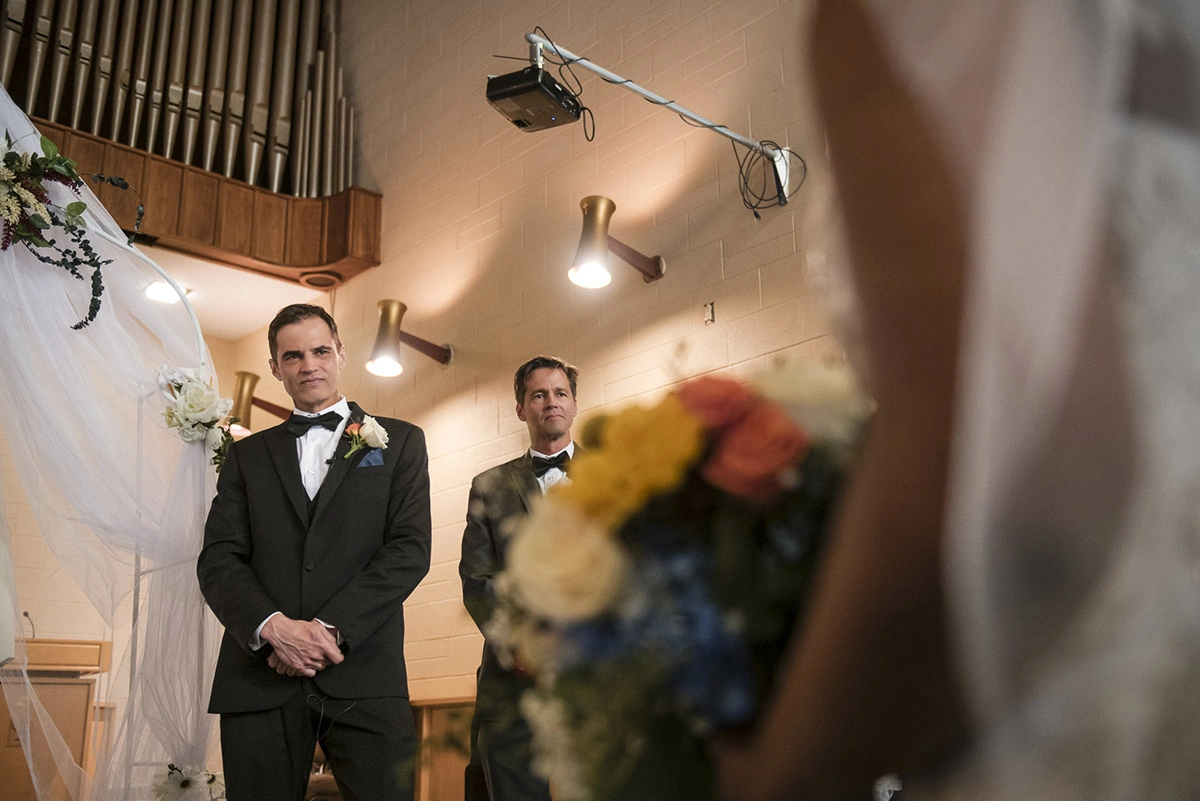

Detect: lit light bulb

[568,260,612,289]
[366,356,403,377]
[146,281,186,303]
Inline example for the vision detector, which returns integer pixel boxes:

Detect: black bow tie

[531,452,570,478]
[286,410,343,437]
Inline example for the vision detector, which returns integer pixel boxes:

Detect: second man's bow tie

[531,452,570,477]
[286,410,343,437]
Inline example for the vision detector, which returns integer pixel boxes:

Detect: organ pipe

[4,0,356,196]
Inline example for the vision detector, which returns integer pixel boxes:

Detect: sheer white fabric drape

[851,0,1200,798]
[0,84,220,800]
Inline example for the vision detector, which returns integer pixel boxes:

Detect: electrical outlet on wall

[703,302,715,325]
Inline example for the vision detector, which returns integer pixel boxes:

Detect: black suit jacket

[198,402,432,714]
[459,452,550,719]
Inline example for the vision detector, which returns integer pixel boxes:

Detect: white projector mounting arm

[525,32,791,206]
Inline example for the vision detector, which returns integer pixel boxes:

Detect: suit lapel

[510,454,539,513]
[265,425,309,524]
[310,402,365,528]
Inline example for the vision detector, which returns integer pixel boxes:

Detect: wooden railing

[37,117,381,289]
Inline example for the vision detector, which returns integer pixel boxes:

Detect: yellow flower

[557,450,647,530]
[557,393,704,530]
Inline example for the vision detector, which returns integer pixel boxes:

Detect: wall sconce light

[569,195,665,289]
[227,371,292,437]
[145,281,190,303]
[229,371,259,438]
[366,300,453,377]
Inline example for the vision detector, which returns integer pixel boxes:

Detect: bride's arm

[715,2,968,798]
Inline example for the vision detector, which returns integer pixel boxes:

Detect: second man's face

[269,317,346,413]
[517,367,577,448]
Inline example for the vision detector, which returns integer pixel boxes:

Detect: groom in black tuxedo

[198,304,432,801]
[460,355,580,801]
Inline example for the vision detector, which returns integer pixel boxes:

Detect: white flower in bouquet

[205,426,226,451]
[485,575,562,675]
[754,362,872,446]
[157,365,201,399]
[157,366,236,472]
[359,415,389,449]
[154,763,223,801]
[174,381,232,426]
[520,692,591,801]
[175,421,209,444]
[508,497,630,622]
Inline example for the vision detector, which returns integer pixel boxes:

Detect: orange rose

[703,399,808,501]
[677,376,754,429]
[344,422,361,435]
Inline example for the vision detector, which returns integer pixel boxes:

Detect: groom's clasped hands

[261,615,344,677]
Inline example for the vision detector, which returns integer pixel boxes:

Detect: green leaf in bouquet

[549,652,672,801]
[39,135,58,159]
[609,711,716,801]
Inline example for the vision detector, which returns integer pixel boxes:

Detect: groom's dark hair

[268,304,342,359]
[513,356,579,404]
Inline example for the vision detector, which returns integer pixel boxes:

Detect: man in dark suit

[460,355,580,801]
[198,303,432,801]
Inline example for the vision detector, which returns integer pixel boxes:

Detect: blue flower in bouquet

[654,549,755,729]
[554,541,756,732]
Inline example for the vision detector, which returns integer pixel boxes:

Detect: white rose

[176,422,208,443]
[754,362,873,445]
[206,426,226,450]
[359,416,389,449]
[507,497,629,622]
[175,381,226,425]
[157,365,200,399]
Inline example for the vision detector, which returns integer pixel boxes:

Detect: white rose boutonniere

[344,415,389,459]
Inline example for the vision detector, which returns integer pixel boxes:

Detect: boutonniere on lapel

[344,415,389,461]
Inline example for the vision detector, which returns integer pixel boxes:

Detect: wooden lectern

[0,639,112,801]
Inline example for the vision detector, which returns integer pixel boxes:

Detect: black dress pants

[476,715,551,801]
[220,679,417,801]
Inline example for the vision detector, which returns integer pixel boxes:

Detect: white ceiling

[141,245,322,342]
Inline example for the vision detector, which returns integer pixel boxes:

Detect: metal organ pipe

[4,0,355,196]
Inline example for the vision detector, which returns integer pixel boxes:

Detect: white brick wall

[323,0,838,703]
[9,0,842,709]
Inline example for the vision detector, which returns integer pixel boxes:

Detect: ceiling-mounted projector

[486,67,582,132]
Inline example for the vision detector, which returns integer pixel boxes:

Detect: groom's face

[269,317,345,413]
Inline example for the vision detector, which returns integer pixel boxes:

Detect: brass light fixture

[229,371,260,437]
[569,195,665,289]
[226,371,291,437]
[366,300,453,377]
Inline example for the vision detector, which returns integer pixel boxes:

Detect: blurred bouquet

[489,363,871,801]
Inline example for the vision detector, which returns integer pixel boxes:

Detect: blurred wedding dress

[855,0,1200,798]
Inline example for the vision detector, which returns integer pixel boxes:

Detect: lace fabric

[848,0,1200,798]
[0,84,220,799]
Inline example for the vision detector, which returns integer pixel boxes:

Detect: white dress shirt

[295,397,351,499]
[531,441,575,494]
